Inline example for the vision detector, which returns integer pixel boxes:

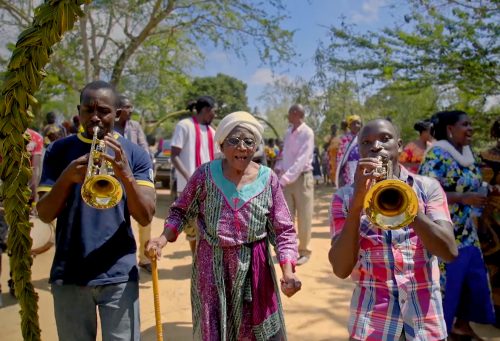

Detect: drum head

[30,217,54,255]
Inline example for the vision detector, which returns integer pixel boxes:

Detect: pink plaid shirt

[330,167,451,340]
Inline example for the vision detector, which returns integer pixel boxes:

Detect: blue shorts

[442,245,496,331]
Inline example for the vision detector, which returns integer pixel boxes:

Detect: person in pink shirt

[329,118,458,340]
[275,104,315,265]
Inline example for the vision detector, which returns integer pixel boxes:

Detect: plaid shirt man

[330,166,451,340]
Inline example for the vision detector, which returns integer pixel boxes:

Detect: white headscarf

[214,111,264,147]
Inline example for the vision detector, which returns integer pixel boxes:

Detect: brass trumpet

[363,156,418,230]
[81,127,123,209]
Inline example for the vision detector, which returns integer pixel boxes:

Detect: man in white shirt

[276,104,315,265]
[171,96,218,253]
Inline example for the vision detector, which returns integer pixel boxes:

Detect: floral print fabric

[418,145,483,248]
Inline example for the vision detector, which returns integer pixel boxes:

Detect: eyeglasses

[225,136,256,148]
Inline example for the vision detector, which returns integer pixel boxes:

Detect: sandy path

[1,185,499,340]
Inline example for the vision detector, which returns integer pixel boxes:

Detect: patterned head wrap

[214,111,264,147]
[346,115,361,126]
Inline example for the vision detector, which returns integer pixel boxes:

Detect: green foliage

[317,80,366,141]
[262,103,290,139]
[364,84,439,143]
[183,73,249,117]
[0,1,88,339]
[258,76,350,145]
[317,0,499,97]
[258,77,300,139]
[1,0,296,138]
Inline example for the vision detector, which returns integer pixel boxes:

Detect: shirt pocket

[359,233,387,271]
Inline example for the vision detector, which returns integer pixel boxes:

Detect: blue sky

[193,0,408,110]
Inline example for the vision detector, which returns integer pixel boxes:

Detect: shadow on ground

[142,321,192,341]
[139,263,191,287]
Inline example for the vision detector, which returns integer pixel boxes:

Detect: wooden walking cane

[150,251,164,340]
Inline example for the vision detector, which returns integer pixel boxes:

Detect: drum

[30,217,55,255]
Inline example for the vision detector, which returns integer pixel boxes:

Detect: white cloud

[351,0,386,24]
[249,68,288,85]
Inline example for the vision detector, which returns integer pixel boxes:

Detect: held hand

[145,235,168,260]
[280,272,302,298]
[462,192,487,207]
[62,154,89,184]
[102,134,133,181]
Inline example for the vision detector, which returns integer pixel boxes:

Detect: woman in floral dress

[147,111,301,340]
[419,110,495,340]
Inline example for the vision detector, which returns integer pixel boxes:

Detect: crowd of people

[0,78,499,341]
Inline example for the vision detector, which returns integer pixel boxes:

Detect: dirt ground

[1,184,500,340]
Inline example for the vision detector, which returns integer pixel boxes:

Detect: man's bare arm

[171,146,190,182]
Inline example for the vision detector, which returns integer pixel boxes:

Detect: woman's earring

[448,132,453,139]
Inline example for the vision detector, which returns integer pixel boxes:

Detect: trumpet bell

[363,179,418,230]
[81,174,123,209]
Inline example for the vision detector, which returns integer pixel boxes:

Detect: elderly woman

[147,111,301,340]
[419,110,495,340]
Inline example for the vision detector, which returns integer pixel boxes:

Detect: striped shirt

[330,167,451,340]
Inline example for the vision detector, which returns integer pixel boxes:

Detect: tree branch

[0,0,30,27]
[87,10,100,80]
[80,4,90,84]
[50,56,81,92]
[97,7,114,57]
[110,0,176,85]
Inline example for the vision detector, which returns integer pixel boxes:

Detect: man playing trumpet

[36,80,156,341]
[328,119,458,341]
